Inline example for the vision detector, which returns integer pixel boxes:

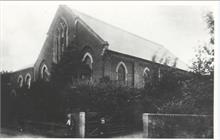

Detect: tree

[191,11,214,75]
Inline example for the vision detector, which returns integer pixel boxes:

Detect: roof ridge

[64,5,165,49]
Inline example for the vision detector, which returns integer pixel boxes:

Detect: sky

[0,1,217,71]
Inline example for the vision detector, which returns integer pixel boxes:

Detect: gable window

[53,17,68,63]
[60,20,68,49]
[116,61,128,82]
[41,64,50,81]
[25,73,31,89]
[60,18,68,48]
[53,28,60,63]
[81,52,93,80]
[17,75,23,88]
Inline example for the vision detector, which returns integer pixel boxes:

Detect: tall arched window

[81,52,93,80]
[53,28,60,63]
[118,65,126,81]
[116,61,128,82]
[25,73,31,89]
[17,75,23,88]
[59,18,68,55]
[41,64,50,81]
[53,17,68,63]
[143,67,150,87]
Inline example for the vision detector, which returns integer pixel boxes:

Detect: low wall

[143,113,213,138]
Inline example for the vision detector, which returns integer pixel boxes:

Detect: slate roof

[64,6,188,70]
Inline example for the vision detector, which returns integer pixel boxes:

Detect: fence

[14,112,213,138]
[62,111,139,138]
[8,111,137,138]
[143,113,213,138]
[19,120,68,137]
[85,111,139,138]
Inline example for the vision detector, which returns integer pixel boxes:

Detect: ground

[0,127,143,138]
[0,128,44,138]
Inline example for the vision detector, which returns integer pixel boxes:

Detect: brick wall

[104,50,161,88]
[76,20,105,83]
[9,67,34,89]
[33,7,78,81]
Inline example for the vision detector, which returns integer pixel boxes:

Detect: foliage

[158,75,213,115]
[146,68,183,104]
[163,11,215,115]
[191,11,214,75]
[148,115,213,138]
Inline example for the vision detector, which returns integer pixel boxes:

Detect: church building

[9,5,189,90]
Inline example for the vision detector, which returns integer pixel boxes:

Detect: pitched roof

[13,64,34,72]
[63,6,189,70]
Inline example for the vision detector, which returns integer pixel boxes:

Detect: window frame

[41,64,49,80]
[25,73,31,89]
[17,75,23,88]
[116,61,128,81]
[143,67,151,86]
[81,52,93,80]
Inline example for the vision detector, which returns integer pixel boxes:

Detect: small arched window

[17,75,23,88]
[116,61,128,82]
[41,64,50,81]
[158,67,161,80]
[25,73,31,89]
[82,52,93,69]
[143,67,150,87]
[81,52,93,80]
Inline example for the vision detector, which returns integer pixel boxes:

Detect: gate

[85,112,137,138]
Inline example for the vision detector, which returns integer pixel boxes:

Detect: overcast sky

[0,1,217,71]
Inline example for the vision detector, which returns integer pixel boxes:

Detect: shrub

[158,75,213,115]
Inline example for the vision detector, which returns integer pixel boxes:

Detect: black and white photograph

[0,1,218,138]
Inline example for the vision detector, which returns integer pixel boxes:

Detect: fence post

[143,113,149,138]
[73,112,85,138]
[79,112,85,138]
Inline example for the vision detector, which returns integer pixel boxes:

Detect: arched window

[81,52,93,80]
[59,18,68,49]
[143,67,150,87]
[53,17,68,63]
[53,28,60,63]
[17,75,23,88]
[74,19,78,36]
[116,61,128,81]
[41,64,50,81]
[25,73,31,89]
[158,67,161,80]
[82,52,93,69]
